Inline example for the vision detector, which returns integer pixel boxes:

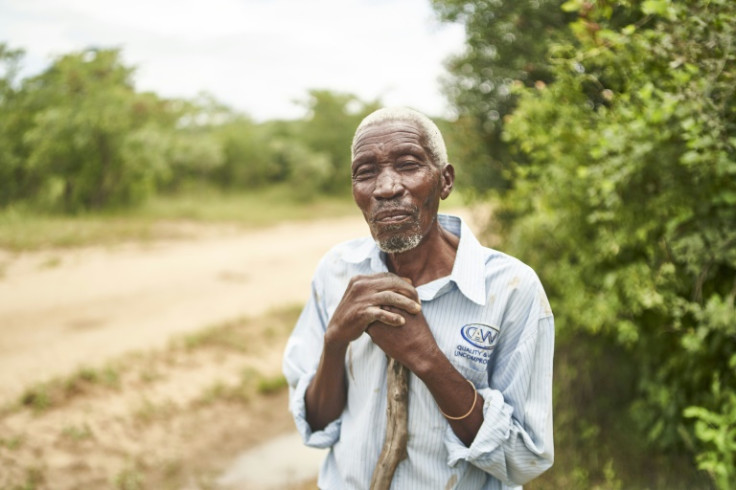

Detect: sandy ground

[0,307,309,489]
[0,207,486,489]
[0,215,371,402]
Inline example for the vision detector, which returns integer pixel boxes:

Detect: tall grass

[0,184,359,251]
[0,183,469,251]
[139,184,359,224]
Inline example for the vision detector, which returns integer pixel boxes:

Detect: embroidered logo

[460,323,499,350]
[455,323,499,366]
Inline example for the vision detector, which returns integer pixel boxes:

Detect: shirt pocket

[451,353,490,390]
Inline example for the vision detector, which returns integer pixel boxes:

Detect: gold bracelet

[440,379,477,421]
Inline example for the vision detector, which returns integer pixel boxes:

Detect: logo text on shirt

[455,323,500,366]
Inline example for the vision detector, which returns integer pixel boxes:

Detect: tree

[295,90,381,193]
[494,0,735,486]
[19,48,174,211]
[0,43,34,206]
[431,0,575,194]
[214,118,284,189]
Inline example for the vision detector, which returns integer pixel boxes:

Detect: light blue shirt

[282,215,554,489]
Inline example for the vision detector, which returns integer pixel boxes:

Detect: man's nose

[373,168,403,199]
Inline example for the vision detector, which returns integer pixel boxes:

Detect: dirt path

[0,207,486,489]
[0,307,309,489]
[0,215,371,402]
[0,208,482,403]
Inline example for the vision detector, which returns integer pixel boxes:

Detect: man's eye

[398,161,419,171]
[353,167,375,179]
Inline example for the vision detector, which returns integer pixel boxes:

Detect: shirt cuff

[289,371,342,448]
[445,387,512,467]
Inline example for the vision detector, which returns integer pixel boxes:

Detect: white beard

[376,232,423,254]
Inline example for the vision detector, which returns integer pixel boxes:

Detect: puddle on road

[218,431,325,489]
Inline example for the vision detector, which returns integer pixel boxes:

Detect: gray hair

[351,107,449,168]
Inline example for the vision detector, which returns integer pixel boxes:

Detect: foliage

[0,44,27,206]
[16,48,175,211]
[214,117,285,188]
[272,140,332,201]
[685,389,736,488]
[0,43,384,212]
[476,0,736,487]
[295,89,381,194]
[431,0,575,194]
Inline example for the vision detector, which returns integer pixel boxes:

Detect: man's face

[351,119,452,254]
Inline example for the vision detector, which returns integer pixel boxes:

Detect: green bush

[18,49,174,211]
[495,1,735,486]
[0,43,381,212]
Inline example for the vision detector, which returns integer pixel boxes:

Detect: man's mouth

[374,212,411,224]
[371,208,415,224]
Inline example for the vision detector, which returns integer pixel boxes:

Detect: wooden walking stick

[370,356,410,490]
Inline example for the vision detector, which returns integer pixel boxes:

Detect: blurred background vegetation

[1,0,734,488]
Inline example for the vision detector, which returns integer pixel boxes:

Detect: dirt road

[0,208,488,488]
[0,214,371,402]
[0,208,481,402]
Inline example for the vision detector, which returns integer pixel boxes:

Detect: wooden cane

[370,356,410,489]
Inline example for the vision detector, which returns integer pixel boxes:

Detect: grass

[0,304,299,490]
[177,304,302,353]
[197,373,254,406]
[14,466,45,490]
[60,423,94,441]
[37,256,62,269]
[114,462,145,490]
[18,364,122,413]
[0,183,471,252]
[0,435,23,450]
[12,306,302,415]
[196,369,289,406]
[257,374,288,395]
[140,184,359,224]
[132,397,176,424]
[0,184,360,251]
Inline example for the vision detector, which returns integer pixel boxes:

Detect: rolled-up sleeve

[282,277,342,448]
[445,278,555,486]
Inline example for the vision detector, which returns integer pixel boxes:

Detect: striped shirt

[282,214,554,489]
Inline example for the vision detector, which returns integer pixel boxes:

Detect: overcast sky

[0,0,466,121]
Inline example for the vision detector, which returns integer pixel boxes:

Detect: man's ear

[440,164,455,200]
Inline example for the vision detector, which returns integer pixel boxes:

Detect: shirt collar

[436,214,487,306]
[342,214,487,305]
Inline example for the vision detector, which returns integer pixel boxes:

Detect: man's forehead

[353,120,427,154]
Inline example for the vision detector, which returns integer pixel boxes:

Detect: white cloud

[0,0,465,120]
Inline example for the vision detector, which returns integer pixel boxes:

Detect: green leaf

[642,0,674,18]
[561,0,583,13]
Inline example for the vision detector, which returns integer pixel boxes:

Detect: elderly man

[282,107,554,489]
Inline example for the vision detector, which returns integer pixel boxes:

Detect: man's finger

[371,273,419,300]
[365,306,405,327]
[374,291,421,315]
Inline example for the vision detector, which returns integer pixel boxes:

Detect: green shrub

[496,1,735,486]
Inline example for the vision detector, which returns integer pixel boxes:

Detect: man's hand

[325,272,422,347]
[306,272,421,431]
[366,306,441,376]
